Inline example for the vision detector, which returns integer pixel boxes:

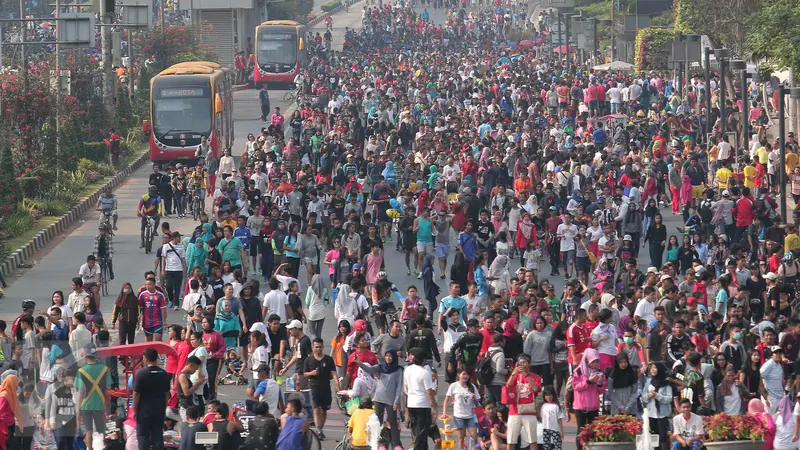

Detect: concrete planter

[704,441,763,450]
[585,442,636,450]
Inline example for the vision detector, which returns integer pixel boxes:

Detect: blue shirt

[438,296,467,324]
[457,232,477,261]
[478,123,493,139]
[592,128,607,145]
[233,226,252,247]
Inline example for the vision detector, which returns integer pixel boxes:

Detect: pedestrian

[133,348,171,450]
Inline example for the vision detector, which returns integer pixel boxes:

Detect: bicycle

[99,210,113,232]
[191,189,203,221]
[143,215,156,254]
[99,257,109,297]
[283,88,302,104]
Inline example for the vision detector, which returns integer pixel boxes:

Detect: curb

[0,149,151,281]
[233,84,249,92]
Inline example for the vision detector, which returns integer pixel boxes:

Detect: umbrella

[593,61,635,72]
[552,44,575,53]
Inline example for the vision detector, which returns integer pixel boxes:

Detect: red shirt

[479,328,499,358]
[507,373,542,415]
[735,196,755,227]
[566,322,591,365]
[346,349,378,378]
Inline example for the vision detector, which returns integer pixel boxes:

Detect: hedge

[320,0,341,12]
[82,142,109,163]
[634,28,676,72]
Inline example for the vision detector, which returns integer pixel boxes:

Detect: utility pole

[20,0,27,88]
[610,0,615,61]
[101,0,114,109]
[55,0,61,188]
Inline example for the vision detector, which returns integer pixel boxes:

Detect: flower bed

[634,28,676,72]
[704,413,767,442]
[578,415,640,445]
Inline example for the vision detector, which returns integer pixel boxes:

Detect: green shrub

[0,241,9,261]
[39,198,71,216]
[0,210,34,238]
[0,127,21,215]
[65,169,89,193]
[83,142,109,163]
[19,198,43,220]
[77,159,116,177]
[42,187,79,206]
[320,0,341,12]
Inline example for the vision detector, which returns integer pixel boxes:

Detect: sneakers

[407,268,411,275]
[318,432,327,440]
[417,272,422,279]
[439,274,446,279]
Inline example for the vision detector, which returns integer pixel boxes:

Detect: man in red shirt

[567,308,591,367]
[586,80,599,117]
[545,207,563,276]
[556,82,570,114]
[478,315,499,358]
[505,354,542,450]
[735,187,756,242]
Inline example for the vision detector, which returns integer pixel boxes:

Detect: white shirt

[634,299,656,323]
[259,378,281,414]
[774,405,800,450]
[68,291,91,315]
[404,364,435,408]
[760,359,785,400]
[557,223,578,251]
[540,403,566,431]
[275,274,298,292]
[446,382,481,419]
[672,413,705,439]
[78,263,99,286]
[608,87,622,103]
[161,243,186,272]
[718,141,731,161]
[263,290,289,324]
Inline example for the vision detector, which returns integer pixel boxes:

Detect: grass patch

[5,216,59,251]
[77,143,148,199]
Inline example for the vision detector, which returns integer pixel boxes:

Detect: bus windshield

[153,86,212,140]
[257,32,297,66]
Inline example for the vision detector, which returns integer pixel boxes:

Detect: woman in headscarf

[772,395,797,450]
[186,238,209,274]
[334,284,357,327]
[214,299,241,351]
[490,210,505,235]
[357,349,404,450]
[502,317,523,360]
[571,349,605,450]
[417,190,431,216]
[199,222,214,243]
[606,353,638,415]
[616,315,632,340]
[305,274,327,340]
[486,254,510,295]
[641,362,673,450]
[426,165,439,190]
[747,398,776,450]
[111,282,140,345]
[381,160,398,188]
[0,374,21,450]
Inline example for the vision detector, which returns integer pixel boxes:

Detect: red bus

[149,62,234,162]
[253,20,307,85]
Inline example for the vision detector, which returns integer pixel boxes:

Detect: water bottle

[286,375,296,391]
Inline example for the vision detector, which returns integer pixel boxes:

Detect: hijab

[491,210,503,233]
[487,255,509,279]
[617,315,632,339]
[748,398,766,415]
[216,299,234,321]
[200,223,214,242]
[0,374,22,427]
[611,353,638,388]
[378,349,402,374]
[778,394,794,425]
[577,348,601,378]
[309,274,326,301]
[503,317,520,338]
[648,362,668,389]
[336,284,355,312]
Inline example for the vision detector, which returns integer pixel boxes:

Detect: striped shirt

[138,290,166,328]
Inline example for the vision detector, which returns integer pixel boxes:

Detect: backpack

[245,415,279,450]
[699,200,713,224]
[476,349,500,386]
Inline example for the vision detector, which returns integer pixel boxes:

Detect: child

[616,328,645,370]
[538,386,565,450]
[346,397,375,449]
[495,231,509,257]
[690,322,710,356]
[523,241,540,284]
[593,259,613,291]
[635,319,649,350]
[221,349,245,384]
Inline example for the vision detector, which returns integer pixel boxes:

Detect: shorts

[249,240,261,257]
[452,416,478,429]
[247,376,259,390]
[692,185,704,199]
[143,325,164,336]
[310,387,332,410]
[435,242,449,259]
[576,255,592,273]
[81,410,106,433]
[416,242,433,254]
[378,205,392,223]
[302,257,316,265]
[561,249,576,266]
[589,100,599,110]
[507,414,537,446]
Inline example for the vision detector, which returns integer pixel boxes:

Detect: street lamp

[729,59,747,163]
[778,86,800,219]
[714,48,731,133]
[563,13,577,65]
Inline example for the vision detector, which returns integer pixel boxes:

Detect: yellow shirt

[716,167,732,189]
[708,145,719,163]
[786,152,799,174]
[190,169,206,189]
[221,218,237,230]
[756,146,769,164]
[786,233,800,254]
[347,409,375,447]
[743,165,756,188]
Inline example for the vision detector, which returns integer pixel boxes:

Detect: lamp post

[704,47,711,140]
[779,86,800,220]
[714,48,731,134]
[563,13,576,66]
[729,59,747,162]
[557,11,563,59]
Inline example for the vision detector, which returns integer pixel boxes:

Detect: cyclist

[78,255,101,307]
[96,186,118,231]
[93,224,115,281]
[324,14,333,32]
[137,185,163,249]
[323,28,333,50]
[188,160,208,213]
[370,271,402,334]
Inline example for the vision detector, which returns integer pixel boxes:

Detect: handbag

[517,403,537,415]
[579,238,598,265]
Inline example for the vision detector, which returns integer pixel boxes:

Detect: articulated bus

[149,62,234,162]
[253,20,307,85]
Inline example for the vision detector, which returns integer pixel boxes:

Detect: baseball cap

[770,345,784,353]
[660,274,673,282]
[722,190,730,197]
[354,319,368,332]
[765,272,778,280]
[646,267,658,274]
[623,234,632,241]
[287,319,303,330]
[352,263,362,270]
[549,206,557,211]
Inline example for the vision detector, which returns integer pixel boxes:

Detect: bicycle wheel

[100,261,109,296]
[192,197,201,221]
[145,225,153,254]
[303,430,322,450]
[283,91,296,103]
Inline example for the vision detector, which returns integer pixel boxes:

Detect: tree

[0,127,22,215]
[746,0,800,74]
[134,23,218,73]
[116,82,133,130]
[673,0,760,55]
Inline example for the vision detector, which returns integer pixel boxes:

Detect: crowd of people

[9,2,800,450]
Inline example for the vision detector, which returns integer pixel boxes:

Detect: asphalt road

[0,3,686,449]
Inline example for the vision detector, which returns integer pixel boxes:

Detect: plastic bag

[345,396,361,415]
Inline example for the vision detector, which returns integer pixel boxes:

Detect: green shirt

[310,135,324,153]
[75,363,112,411]
[219,237,244,267]
[546,296,562,319]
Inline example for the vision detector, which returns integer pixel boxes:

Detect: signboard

[636,0,671,15]
[58,12,95,48]
[160,87,206,97]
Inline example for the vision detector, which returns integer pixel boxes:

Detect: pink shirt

[325,249,344,276]
[364,254,383,285]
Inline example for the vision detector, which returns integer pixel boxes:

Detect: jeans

[375,401,401,447]
[205,358,220,399]
[670,440,703,450]
[137,415,165,450]
[164,270,184,308]
[308,319,324,340]
[650,417,670,450]
[174,191,186,216]
[54,424,75,450]
[408,407,432,450]
[530,363,554,387]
